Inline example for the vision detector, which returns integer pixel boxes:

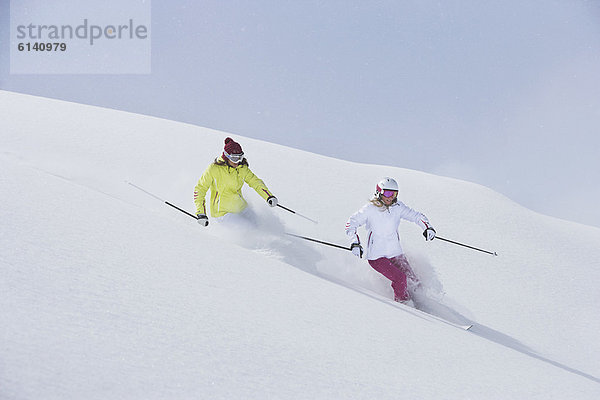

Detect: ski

[391,301,473,331]
[321,276,474,331]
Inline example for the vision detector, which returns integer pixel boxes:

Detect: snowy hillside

[1,90,600,399]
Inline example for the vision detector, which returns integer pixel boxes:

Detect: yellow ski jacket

[194,157,274,218]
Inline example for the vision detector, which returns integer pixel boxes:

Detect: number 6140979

[18,42,67,51]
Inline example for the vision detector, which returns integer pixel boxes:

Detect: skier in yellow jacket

[194,137,278,226]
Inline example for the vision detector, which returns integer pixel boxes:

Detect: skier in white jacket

[345,177,436,303]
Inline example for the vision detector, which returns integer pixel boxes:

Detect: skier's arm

[397,202,435,239]
[243,168,274,201]
[415,214,432,231]
[194,166,213,215]
[345,205,369,244]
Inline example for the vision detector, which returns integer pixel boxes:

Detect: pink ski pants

[368,255,418,302]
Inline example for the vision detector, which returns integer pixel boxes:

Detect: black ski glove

[423,227,436,241]
[267,196,278,207]
[351,243,363,258]
[197,214,209,227]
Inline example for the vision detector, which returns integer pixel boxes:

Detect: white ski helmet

[375,177,399,197]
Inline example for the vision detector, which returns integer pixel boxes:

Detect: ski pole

[127,181,198,220]
[435,235,498,256]
[285,232,350,251]
[277,204,318,224]
[165,201,198,219]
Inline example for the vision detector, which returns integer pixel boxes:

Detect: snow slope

[1,90,599,399]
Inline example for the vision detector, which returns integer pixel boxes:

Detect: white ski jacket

[345,201,432,260]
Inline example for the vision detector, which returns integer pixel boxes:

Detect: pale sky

[2,0,600,227]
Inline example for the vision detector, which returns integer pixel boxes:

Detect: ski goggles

[224,151,244,163]
[380,189,398,198]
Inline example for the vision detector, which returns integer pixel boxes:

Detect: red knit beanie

[223,137,243,155]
